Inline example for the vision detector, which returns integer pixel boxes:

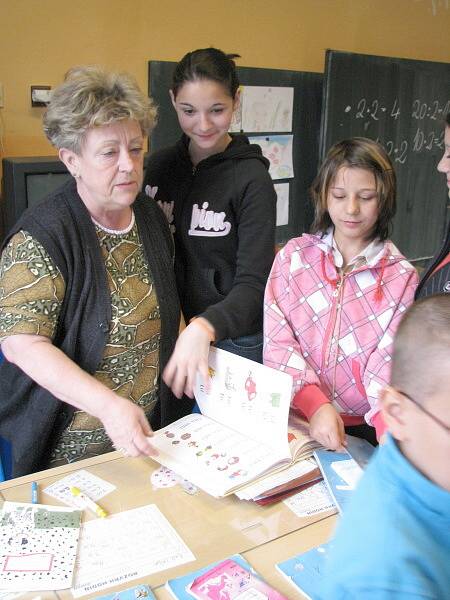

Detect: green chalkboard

[148,61,323,243]
[320,50,450,261]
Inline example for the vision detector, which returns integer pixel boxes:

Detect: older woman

[0,66,192,478]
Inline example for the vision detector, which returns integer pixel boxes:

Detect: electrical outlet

[0,83,4,108]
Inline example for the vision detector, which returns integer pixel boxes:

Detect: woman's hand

[309,403,347,451]
[101,395,157,458]
[163,318,213,398]
[1,333,158,458]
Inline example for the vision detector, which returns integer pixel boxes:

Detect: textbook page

[71,504,194,598]
[195,347,292,451]
[150,413,291,498]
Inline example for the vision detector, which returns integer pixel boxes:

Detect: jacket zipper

[321,271,346,374]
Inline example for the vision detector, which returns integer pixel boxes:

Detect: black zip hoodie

[415,223,450,298]
[144,134,276,341]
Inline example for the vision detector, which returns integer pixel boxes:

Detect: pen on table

[31,481,38,504]
[70,486,107,518]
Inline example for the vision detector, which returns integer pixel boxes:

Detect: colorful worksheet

[0,501,81,591]
[71,504,194,598]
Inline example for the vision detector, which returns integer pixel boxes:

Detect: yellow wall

[0,0,449,162]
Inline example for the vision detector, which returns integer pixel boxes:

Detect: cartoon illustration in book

[208,366,216,379]
[229,469,248,480]
[195,445,213,458]
[270,392,281,408]
[244,372,257,400]
[224,367,236,391]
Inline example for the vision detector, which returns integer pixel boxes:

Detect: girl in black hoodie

[145,48,276,399]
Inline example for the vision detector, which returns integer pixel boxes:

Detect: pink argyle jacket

[263,232,419,429]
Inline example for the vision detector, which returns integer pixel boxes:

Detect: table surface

[0,450,337,599]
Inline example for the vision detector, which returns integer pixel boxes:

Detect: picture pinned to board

[274,182,290,227]
[230,85,294,132]
[249,135,294,180]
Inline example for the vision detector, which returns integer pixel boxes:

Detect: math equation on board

[343,97,449,164]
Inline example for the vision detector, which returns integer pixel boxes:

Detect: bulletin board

[148,61,323,243]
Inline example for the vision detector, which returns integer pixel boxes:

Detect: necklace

[91,210,135,234]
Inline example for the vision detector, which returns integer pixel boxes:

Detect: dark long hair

[172,47,240,99]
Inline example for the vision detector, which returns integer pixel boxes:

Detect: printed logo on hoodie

[145,185,175,233]
[189,202,231,237]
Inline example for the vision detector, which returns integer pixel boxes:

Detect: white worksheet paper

[43,469,116,508]
[71,504,194,598]
[283,481,336,518]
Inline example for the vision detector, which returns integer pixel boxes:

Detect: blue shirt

[319,434,450,599]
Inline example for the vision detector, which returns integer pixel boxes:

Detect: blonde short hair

[43,65,157,152]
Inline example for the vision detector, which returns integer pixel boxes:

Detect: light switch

[31,85,52,107]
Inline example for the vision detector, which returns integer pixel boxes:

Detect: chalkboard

[320,50,450,261]
[148,61,323,243]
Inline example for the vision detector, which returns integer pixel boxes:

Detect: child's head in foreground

[310,137,396,245]
[380,293,450,491]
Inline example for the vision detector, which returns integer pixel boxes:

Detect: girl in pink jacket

[264,138,418,450]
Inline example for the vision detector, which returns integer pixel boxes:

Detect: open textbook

[151,348,321,497]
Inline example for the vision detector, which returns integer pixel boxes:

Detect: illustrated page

[151,413,290,497]
[195,347,292,455]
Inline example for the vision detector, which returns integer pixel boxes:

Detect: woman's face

[437,125,450,190]
[60,119,144,217]
[170,79,238,160]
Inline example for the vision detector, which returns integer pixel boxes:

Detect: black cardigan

[0,180,192,477]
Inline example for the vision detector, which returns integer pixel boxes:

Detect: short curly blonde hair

[43,65,157,153]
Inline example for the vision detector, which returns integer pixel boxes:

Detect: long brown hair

[310,137,396,241]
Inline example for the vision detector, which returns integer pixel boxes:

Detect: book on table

[276,541,333,600]
[313,435,375,514]
[93,584,155,599]
[166,553,288,600]
[150,347,322,498]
